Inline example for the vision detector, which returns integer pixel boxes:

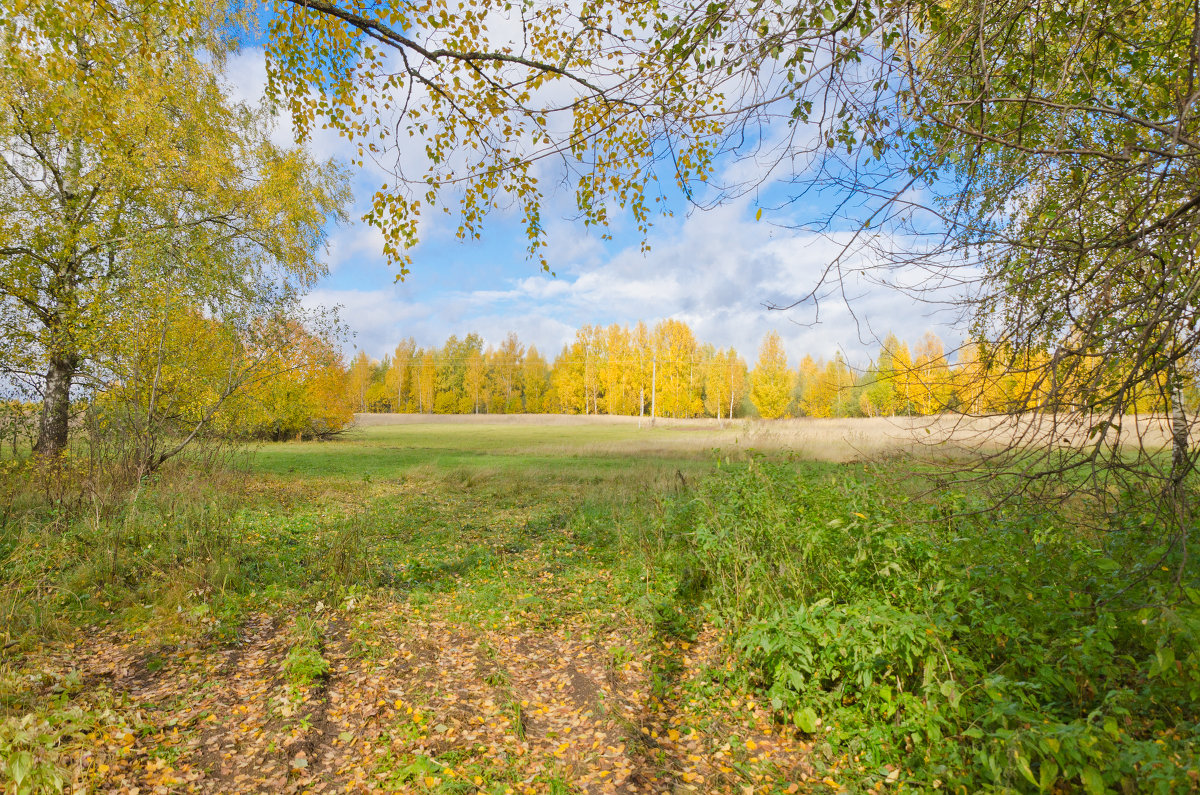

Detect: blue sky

[223,46,959,368]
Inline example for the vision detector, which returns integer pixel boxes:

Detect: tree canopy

[750,330,794,419]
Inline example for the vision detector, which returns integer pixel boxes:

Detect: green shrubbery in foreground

[656,461,1199,793]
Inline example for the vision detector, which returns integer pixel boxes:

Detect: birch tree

[0,1,348,457]
[750,331,794,420]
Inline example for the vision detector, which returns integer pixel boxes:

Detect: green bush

[660,461,1200,792]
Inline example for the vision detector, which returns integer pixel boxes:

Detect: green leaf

[1014,752,1038,787]
[1039,758,1059,793]
[398,755,440,781]
[1082,766,1106,795]
[1150,647,1176,678]
[794,706,818,733]
[939,680,961,709]
[9,751,32,786]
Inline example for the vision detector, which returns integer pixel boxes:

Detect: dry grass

[353,412,1186,463]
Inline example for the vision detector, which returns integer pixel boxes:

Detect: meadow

[0,419,1196,793]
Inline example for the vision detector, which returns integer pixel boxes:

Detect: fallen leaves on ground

[13,603,821,794]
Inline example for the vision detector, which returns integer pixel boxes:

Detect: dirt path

[25,601,817,794]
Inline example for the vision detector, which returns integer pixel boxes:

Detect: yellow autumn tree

[386,338,416,412]
[912,332,953,415]
[237,322,355,440]
[887,340,914,415]
[493,332,525,413]
[801,355,855,417]
[560,326,604,415]
[750,331,796,419]
[551,344,585,414]
[416,351,436,413]
[796,355,824,417]
[952,342,988,414]
[655,319,702,418]
[602,325,637,415]
[465,349,487,413]
[633,322,655,417]
[1,1,350,458]
[347,351,372,412]
[522,347,549,413]
[701,347,747,419]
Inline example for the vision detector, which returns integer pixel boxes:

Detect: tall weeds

[655,460,1200,792]
[0,450,255,648]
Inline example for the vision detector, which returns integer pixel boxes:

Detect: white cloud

[322,224,388,275]
[326,198,961,368]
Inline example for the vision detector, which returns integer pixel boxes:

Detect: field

[355,412,1195,458]
[1,419,1197,794]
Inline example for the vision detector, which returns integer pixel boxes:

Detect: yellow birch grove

[703,347,747,420]
[385,339,416,411]
[348,352,372,412]
[337,324,1167,420]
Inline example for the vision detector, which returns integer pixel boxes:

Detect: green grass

[283,614,329,688]
[0,422,837,659]
[249,423,726,481]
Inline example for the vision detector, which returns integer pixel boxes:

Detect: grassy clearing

[0,420,1196,794]
[0,423,835,794]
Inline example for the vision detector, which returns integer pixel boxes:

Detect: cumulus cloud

[328,198,961,367]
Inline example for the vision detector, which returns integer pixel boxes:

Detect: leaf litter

[5,473,821,793]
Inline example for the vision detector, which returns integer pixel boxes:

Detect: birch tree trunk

[1170,367,1190,497]
[34,353,74,457]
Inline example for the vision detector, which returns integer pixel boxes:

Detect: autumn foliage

[345,322,1166,420]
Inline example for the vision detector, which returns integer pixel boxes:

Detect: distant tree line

[344,323,1173,421]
